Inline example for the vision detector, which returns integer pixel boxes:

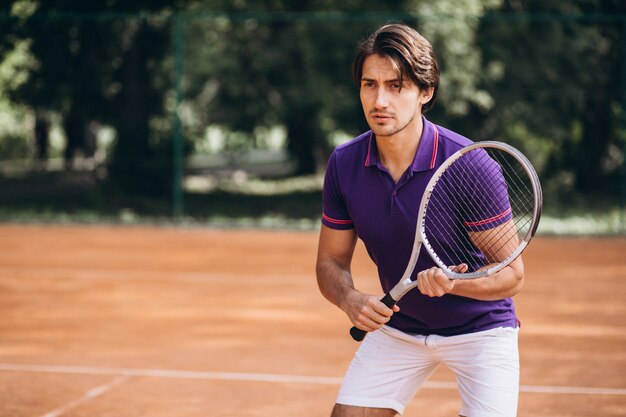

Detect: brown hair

[352,23,440,113]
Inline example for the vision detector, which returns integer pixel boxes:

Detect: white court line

[0,363,342,385]
[40,375,130,417]
[1,363,625,396]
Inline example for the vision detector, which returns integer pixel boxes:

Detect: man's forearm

[450,259,524,301]
[316,259,356,312]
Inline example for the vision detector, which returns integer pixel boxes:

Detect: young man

[316,24,524,417]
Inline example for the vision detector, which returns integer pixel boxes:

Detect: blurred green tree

[0,2,38,161]
[475,0,626,206]
[1,0,188,196]
[182,0,410,175]
[1,0,624,212]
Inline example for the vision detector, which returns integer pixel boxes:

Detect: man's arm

[315,225,398,332]
[417,219,525,300]
[417,257,524,301]
[450,256,524,300]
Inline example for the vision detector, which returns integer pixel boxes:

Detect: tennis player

[316,23,524,417]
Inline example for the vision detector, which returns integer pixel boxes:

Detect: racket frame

[420,141,543,281]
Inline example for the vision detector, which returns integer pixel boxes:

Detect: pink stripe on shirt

[464,207,512,227]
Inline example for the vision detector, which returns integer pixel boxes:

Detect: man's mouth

[371,113,393,122]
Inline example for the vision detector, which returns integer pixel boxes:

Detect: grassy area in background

[0,169,624,235]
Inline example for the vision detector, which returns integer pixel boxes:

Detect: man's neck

[375,117,424,173]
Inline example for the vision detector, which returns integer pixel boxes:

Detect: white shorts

[336,325,520,416]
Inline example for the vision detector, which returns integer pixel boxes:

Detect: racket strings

[423,147,537,274]
[481,150,534,242]
[426,175,478,262]
[430,151,511,265]
[468,149,533,260]
[493,152,535,241]
[465,149,534,259]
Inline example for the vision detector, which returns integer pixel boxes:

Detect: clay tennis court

[0,224,624,416]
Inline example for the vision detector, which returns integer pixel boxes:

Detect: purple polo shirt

[321,117,518,336]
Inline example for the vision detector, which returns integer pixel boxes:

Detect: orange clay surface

[0,224,625,417]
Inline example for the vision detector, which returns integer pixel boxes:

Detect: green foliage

[0,9,38,160]
[0,132,30,160]
[413,0,503,116]
[181,0,413,174]
[472,0,626,206]
[0,0,625,220]
[0,102,30,161]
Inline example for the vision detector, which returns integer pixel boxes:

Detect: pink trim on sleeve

[322,213,353,225]
[463,207,512,227]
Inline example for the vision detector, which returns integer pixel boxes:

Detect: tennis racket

[350,141,542,342]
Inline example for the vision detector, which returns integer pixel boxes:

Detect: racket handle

[349,293,397,342]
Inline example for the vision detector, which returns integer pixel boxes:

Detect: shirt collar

[364,116,439,173]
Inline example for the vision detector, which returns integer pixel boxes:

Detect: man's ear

[420,87,435,105]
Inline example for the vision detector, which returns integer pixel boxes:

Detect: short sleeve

[460,150,513,232]
[321,152,354,230]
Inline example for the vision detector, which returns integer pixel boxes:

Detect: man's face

[359,54,428,138]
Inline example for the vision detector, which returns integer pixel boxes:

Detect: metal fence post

[621,18,626,233]
[172,13,185,220]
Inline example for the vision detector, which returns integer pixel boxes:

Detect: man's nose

[375,88,389,108]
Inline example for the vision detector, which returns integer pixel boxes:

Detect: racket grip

[349,293,397,342]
